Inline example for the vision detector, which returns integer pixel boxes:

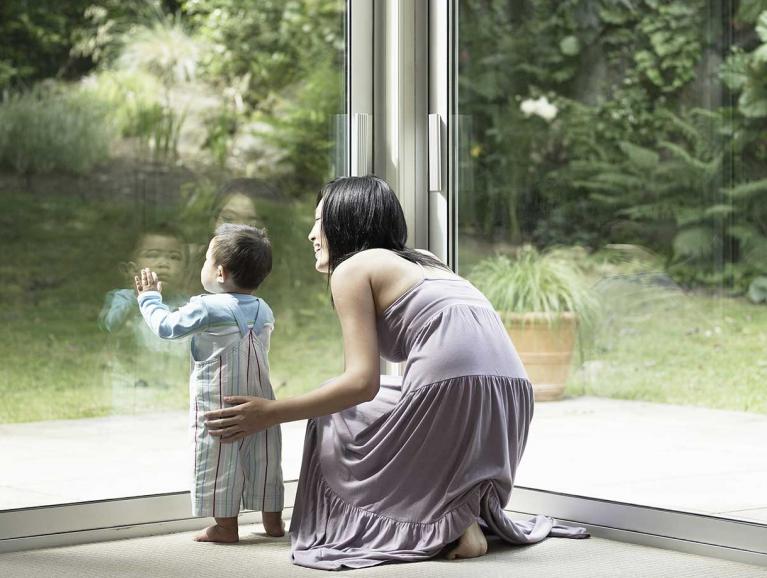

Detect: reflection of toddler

[135,224,284,543]
[100,229,188,331]
[98,228,190,397]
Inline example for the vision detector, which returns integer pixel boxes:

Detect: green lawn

[567,278,767,414]
[0,186,343,423]
[0,306,342,423]
[2,185,765,423]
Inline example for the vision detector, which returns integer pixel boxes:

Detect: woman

[205,176,588,570]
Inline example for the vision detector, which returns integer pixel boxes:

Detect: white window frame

[3,2,766,568]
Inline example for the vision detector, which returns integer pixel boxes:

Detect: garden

[0,0,346,422]
[0,0,766,423]
[457,0,767,412]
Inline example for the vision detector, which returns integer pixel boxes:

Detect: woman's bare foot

[446,521,488,560]
[193,517,239,543]
[262,510,285,537]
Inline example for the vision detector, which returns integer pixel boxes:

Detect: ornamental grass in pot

[469,246,598,401]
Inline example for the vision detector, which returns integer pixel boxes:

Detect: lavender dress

[289,271,589,570]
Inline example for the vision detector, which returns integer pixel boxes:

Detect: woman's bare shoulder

[333,248,416,288]
[331,249,391,286]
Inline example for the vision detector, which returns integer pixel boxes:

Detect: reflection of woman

[213,178,280,230]
[186,178,280,288]
[206,176,588,570]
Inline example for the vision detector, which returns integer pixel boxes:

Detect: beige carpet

[1,524,765,578]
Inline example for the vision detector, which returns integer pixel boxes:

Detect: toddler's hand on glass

[134,268,163,295]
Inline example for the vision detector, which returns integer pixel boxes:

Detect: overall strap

[250,299,262,332]
[223,295,249,338]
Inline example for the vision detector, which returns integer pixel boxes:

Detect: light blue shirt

[137,291,274,362]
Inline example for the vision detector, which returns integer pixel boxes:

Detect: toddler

[135,223,284,543]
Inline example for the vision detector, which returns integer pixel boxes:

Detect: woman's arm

[205,258,381,442]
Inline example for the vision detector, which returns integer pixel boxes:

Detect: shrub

[0,84,113,175]
[80,70,162,138]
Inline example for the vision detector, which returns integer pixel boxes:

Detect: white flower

[520,96,558,122]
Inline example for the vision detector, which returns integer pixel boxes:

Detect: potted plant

[469,245,597,401]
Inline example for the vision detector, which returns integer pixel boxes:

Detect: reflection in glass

[99,226,191,411]
[0,0,346,510]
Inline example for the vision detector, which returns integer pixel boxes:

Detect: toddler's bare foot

[193,519,239,543]
[446,521,488,560]
[262,511,285,537]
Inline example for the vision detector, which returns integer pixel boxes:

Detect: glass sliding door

[449,0,767,529]
[0,0,347,519]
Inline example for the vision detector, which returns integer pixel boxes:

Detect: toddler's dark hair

[212,224,272,291]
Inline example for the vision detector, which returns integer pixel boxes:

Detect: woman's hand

[204,396,275,443]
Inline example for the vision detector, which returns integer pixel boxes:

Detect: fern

[655,108,699,143]
[618,141,659,170]
[724,178,767,200]
[620,201,677,221]
[660,141,719,176]
[593,172,646,189]
[675,207,709,227]
[704,204,735,218]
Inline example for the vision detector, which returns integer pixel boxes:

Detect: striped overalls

[189,300,283,517]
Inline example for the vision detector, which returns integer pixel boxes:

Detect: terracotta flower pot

[501,312,577,401]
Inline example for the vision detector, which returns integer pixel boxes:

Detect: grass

[566,277,767,413]
[0,187,342,423]
[459,236,767,415]
[3,184,765,423]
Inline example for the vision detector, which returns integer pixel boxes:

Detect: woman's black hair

[317,175,451,277]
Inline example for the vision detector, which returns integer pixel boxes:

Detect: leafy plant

[202,107,239,167]
[719,10,767,170]
[184,0,344,112]
[110,15,203,161]
[118,17,201,87]
[720,12,767,120]
[469,245,598,324]
[632,2,704,93]
[253,53,343,195]
[0,0,94,91]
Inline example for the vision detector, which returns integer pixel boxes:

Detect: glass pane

[454,0,767,524]
[0,0,346,509]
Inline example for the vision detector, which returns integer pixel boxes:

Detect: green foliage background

[1,0,767,422]
[458,0,767,295]
[0,0,346,423]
